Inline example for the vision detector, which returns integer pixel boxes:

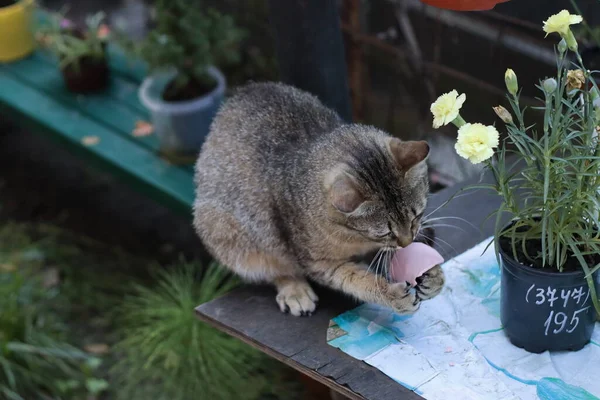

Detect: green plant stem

[567,239,600,316]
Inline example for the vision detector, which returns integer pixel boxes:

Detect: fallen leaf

[82,136,100,146]
[0,263,16,272]
[42,268,60,288]
[132,120,154,137]
[84,343,110,355]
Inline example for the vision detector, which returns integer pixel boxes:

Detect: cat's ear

[325,169,365,214]
[388,138,430,174]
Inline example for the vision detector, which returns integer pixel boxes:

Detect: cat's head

[325,135,430,249]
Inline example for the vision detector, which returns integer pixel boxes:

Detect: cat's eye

[374,222,396,239]
[375,231,393,239]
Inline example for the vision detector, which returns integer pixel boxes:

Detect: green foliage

[0,226,107,399]
[486,45,600,314]
[36,11,109,71]
[121,0,245,91]
[205,0,279,85]
[111,262,270,400]
[0,224,302,400]
[570,0,600,46]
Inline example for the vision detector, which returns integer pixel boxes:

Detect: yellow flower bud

[493,106,513,124]
[505,69,518,96]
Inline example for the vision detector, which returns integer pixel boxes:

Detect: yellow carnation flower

[543,10,582,36]
[455,123,499,164]
[430,90,466,129]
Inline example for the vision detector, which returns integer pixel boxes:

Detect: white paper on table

[328,238,600,400]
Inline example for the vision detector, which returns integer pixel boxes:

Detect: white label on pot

[526,283,591,335]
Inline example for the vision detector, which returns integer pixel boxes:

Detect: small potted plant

[431,10,600,353]
[37,12,110,93]
[0,0,35,62]
[124,0,244,155]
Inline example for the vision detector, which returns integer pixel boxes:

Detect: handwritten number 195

[543,308,590,335]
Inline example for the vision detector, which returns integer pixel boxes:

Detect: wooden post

[342,0,364,122]
[268,0,353,122]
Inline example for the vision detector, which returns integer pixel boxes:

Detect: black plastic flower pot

[499,239,599,353]
[61,54,109,94]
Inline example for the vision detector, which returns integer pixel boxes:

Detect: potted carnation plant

[37,12,110,93]
[0,0,35,62]
[123,0,244,156]
[431,10,600,353]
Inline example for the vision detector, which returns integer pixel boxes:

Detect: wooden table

[195,174,502,400]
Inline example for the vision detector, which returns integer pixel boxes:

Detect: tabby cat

[194,82,445,316]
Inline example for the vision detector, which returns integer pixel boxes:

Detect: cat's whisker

[384,248,393,282]
[373,249,384,300]
[418,232,458,256]
[421,222,470,234]
[375,247,388,297]
[364,248,383,279]
[424,189,479,220]
[423,215,479,231]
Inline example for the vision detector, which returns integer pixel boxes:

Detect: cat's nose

[396,235,413,248]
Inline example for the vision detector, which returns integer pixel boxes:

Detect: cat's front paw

[415,265,445,300]
[385,282,420,315]
[276,280,319,317]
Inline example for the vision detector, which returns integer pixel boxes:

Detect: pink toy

[390,242,444,286]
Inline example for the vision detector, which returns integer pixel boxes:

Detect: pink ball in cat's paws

[390,242,444,286]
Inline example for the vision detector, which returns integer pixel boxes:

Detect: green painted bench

[0,45,195,215]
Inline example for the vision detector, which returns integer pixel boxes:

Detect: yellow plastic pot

[0,0,35,63]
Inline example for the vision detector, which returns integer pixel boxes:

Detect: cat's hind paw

[276,280,319,317]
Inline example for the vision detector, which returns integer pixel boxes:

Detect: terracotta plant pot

[0,0,35,63]
[61,54,109,94]
[498,231,600,353]
[419,0,509,11]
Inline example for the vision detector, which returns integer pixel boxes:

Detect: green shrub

[111,263,269,400]
[120,0,245,97]
[0,268,106,399]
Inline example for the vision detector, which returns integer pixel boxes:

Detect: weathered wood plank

[195,285,422,400]
[0,71,195,214]
[1,52,196,173]
[2,53,151,143]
